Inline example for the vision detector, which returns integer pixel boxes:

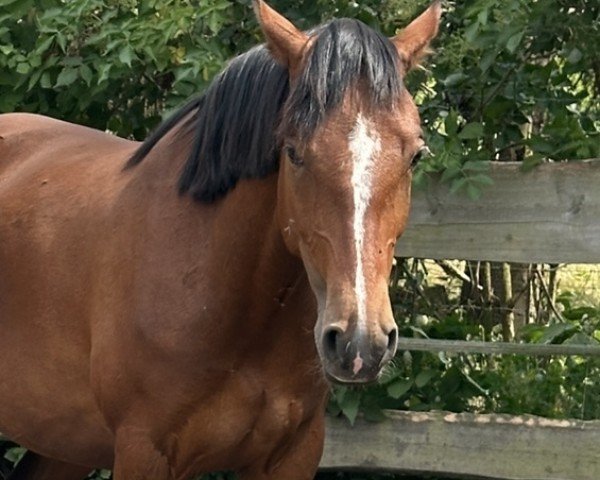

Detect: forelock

[282,18,402,140]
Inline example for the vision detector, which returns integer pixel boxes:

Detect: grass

[559,264,600,306]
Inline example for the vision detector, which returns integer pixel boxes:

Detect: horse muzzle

[320,322,398,384]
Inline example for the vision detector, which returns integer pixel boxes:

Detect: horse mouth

[325,374,380,386]
[322,363,383,386]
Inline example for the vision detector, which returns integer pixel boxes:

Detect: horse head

[255,0,441,384]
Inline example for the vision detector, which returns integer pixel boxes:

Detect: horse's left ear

[253,0,308,73]
[391,1,442,71]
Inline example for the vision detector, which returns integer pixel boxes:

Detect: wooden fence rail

[396,337,600,357]
[396,160,600,264]
[321,411,600,480]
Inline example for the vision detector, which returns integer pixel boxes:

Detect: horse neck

[126,138,313,337]
[207,182,322,383]
[209,176,310,323]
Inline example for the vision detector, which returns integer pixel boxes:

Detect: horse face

[255,0,440,384]
[277,92,429,383]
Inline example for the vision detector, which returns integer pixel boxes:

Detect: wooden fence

[321,160,600,480]
[322,411,600,480]
[395,160,600,264]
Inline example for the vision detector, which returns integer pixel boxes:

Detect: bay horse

[0,1,440,479]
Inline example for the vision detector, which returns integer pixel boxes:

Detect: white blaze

[349,114,381,330]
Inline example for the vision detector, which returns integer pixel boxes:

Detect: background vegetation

[1,0,599,479]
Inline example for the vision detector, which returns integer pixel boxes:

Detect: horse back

[0,112,139,319]
[0,113,134,173]
[0,112,139,291]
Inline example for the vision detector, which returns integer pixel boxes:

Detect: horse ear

[253,0,308,72]
[391,1,442,71]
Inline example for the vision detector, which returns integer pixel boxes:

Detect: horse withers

[0,1,441,479]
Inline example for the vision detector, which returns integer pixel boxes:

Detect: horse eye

[284,145,303,167]
[411,145,431,168]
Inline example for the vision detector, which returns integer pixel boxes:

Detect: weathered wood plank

[396,160,600,263]
[396,337,600,357]
[321,410,600,480]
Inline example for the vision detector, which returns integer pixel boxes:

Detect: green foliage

[410,0,600,196]
[329,261,600,428]
[0,0,246,137]
[1,0,597,195]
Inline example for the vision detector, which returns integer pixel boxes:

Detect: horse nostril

[378,327,399,369]
[387,328,398,353]
[323,326,343,362]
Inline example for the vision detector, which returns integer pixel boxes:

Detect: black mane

[127,18,402,202]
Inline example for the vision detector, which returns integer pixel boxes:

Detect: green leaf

[518,324,546,342]
[119,46,135,67]
[441,162,461,182]
[333,386,347,404]
[536,323,577,344]
[477,8,489,25]
[0,92,20,111]
[2,0,32,15]
[79,64,92,86]
[444,110,458,137]
[362,403,387,423]
[415,369,435,388]
[528,137,555,155]
[466,183,481,200]
[506,32,524,54]
[442,73,468,87]
[563,306,600,321]
[387,378,412,399]
[521,154,544,172]
[40,72,52,88]
[464,22,479,43]
[36,35,55,54]
[339,390,360,426]
[470,173,494,186]
[326,402,341,417]
[563,332,599,345]
[16,62,30,74]
[449,177,467,194]
[27,68,43,90]
[55,67,78,87]
[440,366,462,395]
[63,57,82,67]
[479,50,497,72]
[56,32,67,52]
[4,446,26,463]
[458,122,484,140]
[97,63,111,84]
[567,48,582,64]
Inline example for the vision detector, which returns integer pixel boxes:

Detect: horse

[0,1,440,478]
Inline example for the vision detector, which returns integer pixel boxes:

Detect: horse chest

[167,370,326,477]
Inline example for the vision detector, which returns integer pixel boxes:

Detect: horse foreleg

[237,413,325,480]
[112,427,173,480]
[7,452,90,480]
